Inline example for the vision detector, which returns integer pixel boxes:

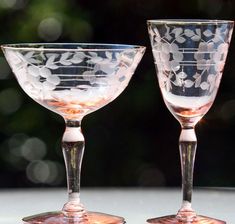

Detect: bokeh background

[0,0,235,189]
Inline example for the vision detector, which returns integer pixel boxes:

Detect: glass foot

[147,215,225,224]
[23,211,125,224]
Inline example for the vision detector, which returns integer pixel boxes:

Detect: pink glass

[147,19,234,223]
[1,43,145,224]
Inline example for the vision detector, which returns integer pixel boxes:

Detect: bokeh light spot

[0,88,22,114]
[26,160,64,185]
[8,133,28,149]
[0,0,17,8]
[38,17,62,41]
[21,137,47,161]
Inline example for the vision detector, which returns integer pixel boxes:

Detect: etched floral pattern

[4,46,142,106]
[148,22,233,95]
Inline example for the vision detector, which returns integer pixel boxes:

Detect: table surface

[0,187,234,224]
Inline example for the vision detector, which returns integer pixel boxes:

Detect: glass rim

[147,19,234,25]
[1,42,146,52]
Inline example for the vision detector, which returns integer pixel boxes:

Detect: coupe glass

[1,43,145,224]
[147,20,233,223]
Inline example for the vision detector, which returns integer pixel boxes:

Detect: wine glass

[1,43,145,224]
[147,20,233,223]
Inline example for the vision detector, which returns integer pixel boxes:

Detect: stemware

[147,19,233,223]
[1,43,145,224]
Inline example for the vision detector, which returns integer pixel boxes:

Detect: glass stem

[62,119,88,219]
[176,127,197,222]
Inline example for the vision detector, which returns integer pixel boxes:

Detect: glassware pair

[1,19,234,224]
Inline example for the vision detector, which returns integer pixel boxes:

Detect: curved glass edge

[1,43,146,52]
[147,19,234,25]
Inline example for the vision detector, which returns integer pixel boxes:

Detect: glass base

[147,215,225,224]
[22,211,125,224]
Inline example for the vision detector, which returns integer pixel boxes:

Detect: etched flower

[197,59,208,70]
[200,81,209,90]
[175,71,187,87]
[170,60,180,71]
[172,52,183,62]
[28,65,40,77]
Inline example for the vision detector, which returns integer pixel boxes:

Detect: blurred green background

[0,0,235,189]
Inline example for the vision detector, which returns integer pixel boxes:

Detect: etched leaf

[46,55,58,69]
[153,27,160,36]
[195,75,202,87]
[115,52,121,60]
[28,58,41,64]
[184,79,194,88]
[184,29,194,37]
[176,36,186,43]
[75,52,86,59]
[60,52,71,61]
[70,57,83,64]
[88,56,103,63]
[46,55,56,64]
[195,29,201,37]
[164,25,172,40]
[24,51,34,59]
[60,52,72,65]
[46,64,59,70]
[60,60,72,65]
[193,73,201,79]
[191,35,200,41]
[105,51,112,59]
[213,35,221,43]
[70,52,86,64]
[203,29,213,37]
[88,52,98,57]
[172,28,183,37]
[165,34,173,41]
